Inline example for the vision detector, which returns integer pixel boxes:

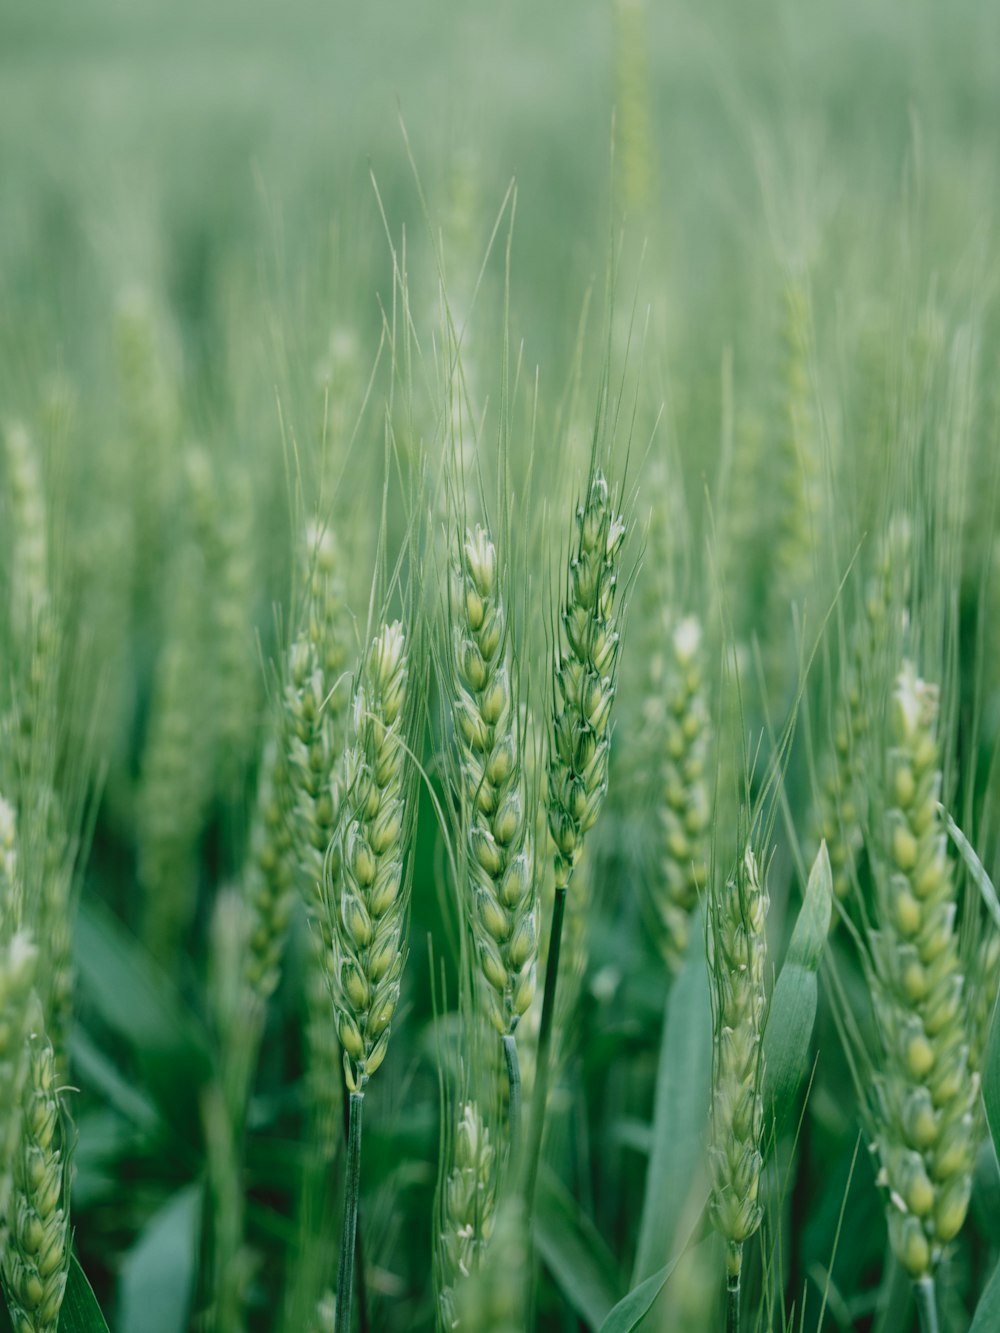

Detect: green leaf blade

[58,1256,112,1333]
[632,908,712,1284]
[761,842,831,1138]
[118,1182,204,1333]
[535,1168,621,1331]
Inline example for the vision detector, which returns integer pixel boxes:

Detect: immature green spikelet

[869,663,978,1279]
[2,1018,70,1333]
[812,517,912,903]
[2,421,60,788]
[137,453,218,961]
[242,732,295,1004]
[452,1196,527,1333]
[114,290,178,611]
[613,0,654,216]
[708,846,768,1280]
[452,526,535,1035]
[4,423,49,643]
[285,522,353,939]
[437,1102,496,1331]
[0,932,40,1248]
[764,281,823,708]
[548,471,626,891]
[241,522,351,1006]
[329,622,410,1093]
[207,459,259,797]
[649,614,712,970]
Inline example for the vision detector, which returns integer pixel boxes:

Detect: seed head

[646,614,712,970]
[329,622,411,1093]
[437,1101,496,1330]
[451,527,535,1036]
[869,662,977,1278]
[709,845,768,1254]
[2,1018,70,1333]
[548,472,626,893]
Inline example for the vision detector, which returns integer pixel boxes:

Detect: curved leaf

[599,1239,706,1333]
[632,909,712,1284]
[536,1167,621,1330]
[970,1258,1000,1333]
[762,842,832,1138]
[74,899,211,1132]
[58,1256,112,1333]
[118,1182,203,1333]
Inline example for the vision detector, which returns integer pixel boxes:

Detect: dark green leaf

[535,1167,622,1330]
[74,899,211,1130]
[71,1028,162,1131]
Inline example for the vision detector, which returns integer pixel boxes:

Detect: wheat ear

[2,1007,71,1333]
[868,664,977,1291]
[326,621,411,1332]
[524,469,626,1205]
[451,525,535,1148]
[650,614,712,971]
[437,1102,497,1331]
[708,844,769,1330]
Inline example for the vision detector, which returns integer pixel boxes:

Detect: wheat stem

[724,1237,744,1332]
[335,1090,364,1333]
[523,881,567,1208]
[914,1276,939,1333]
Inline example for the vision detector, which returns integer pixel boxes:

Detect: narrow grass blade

[761,842,832,1138]
[535,1166,622,1330]
[970,1257,1000,1333]
[599,1243,702,1333]
[942,810,1000,929]
[58,1256,112,1333]
[632,908,712,1284]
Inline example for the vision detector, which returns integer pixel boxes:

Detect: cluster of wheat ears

[1,180,1000,1333]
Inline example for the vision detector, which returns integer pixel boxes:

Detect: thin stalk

[335,1091,364,1333]
[356,1229,370,1333]
[340,1071,370,1333]
[523,881,567,1210]
[726,1277,740,1333]
[502,1032,522,1167]
[725,1242,742,1333]
[914,1277,940,1333]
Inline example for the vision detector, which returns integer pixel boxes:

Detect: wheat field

[1,1,1000,1330]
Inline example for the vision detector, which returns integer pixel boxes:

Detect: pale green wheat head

[2,1011,71,1333]
[868,662,977,1279]
[452,524,535,1036]
[437,1100,497,1331]
[548,470,627,890]
[708,844,769,1276]
[329,621,410,1093]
